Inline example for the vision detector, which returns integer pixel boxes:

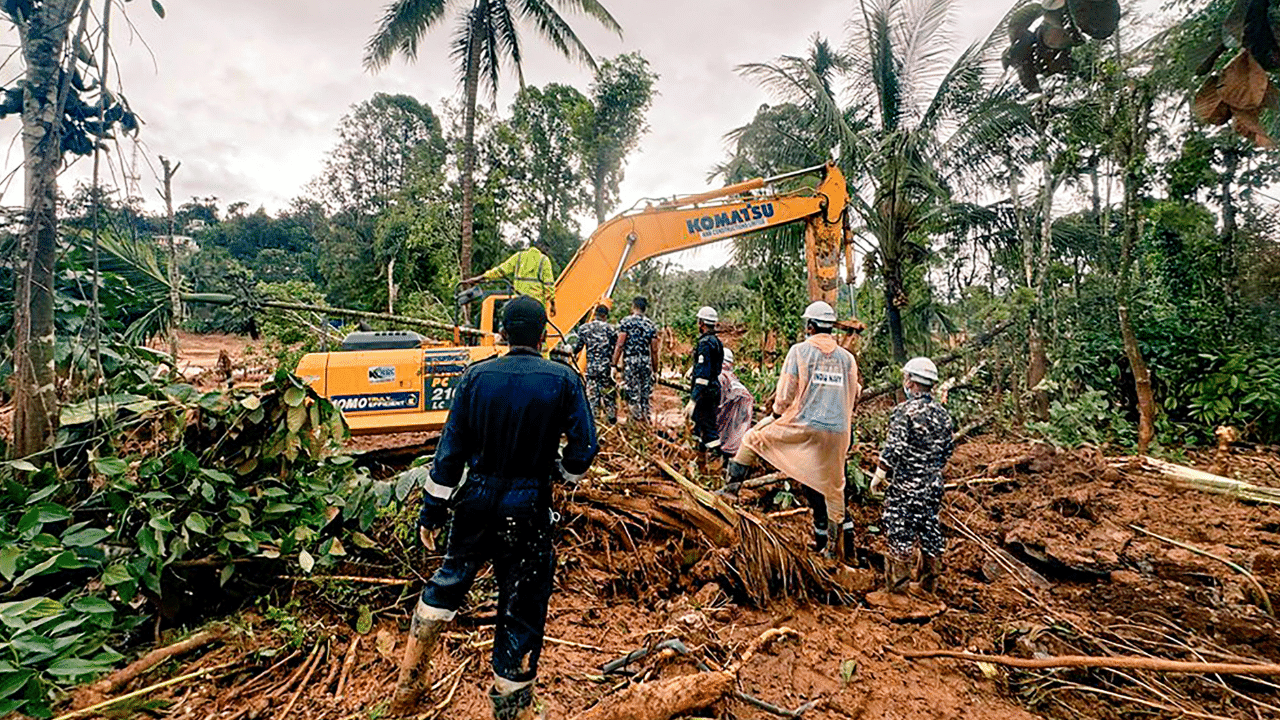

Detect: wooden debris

[54,662,237,720]
[901,649,1280,675]
[1129,524,1273,616]
[91,627,225,695]
[1131,455,1280,506]
[335,635,360,696]
[279,640,325,720]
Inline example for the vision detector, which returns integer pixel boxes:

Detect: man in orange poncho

[722,301,860,554]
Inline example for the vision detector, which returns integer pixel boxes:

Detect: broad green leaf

[298,549,315,573]
[33,504,71,523]
[240,395,261,411]
[93,457,130,476]
[327,538,346,557]
[62,527,110,548]
[71,597,115,614]
[5,460,37,473]
[284,387,306,407]
[102,564,132,585]
[11,555,60,587]
[0,670,32,699]
[355,605,373,634]
[264,503,300,515]
[201,468,234,484]
[223,531,251,544]
[184,513,209,534]
[148,515,175,532]
[0,548,18,581]
[47,657,112,677]
[152,0,165,18]
[287,405,306,433]
[220,564,234,586]
[351,532,377,550]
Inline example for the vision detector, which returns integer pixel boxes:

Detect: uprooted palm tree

[364,0,622,284]
[734,0,1012,364]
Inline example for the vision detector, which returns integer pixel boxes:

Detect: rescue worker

[716,347,755,460]
[462,237,557,313]
[690,306,725,472]
[389,296,597,719]
[572,305,618,423]
[872,357,954,595]
[611,296,659,424]
[723,301,860,554]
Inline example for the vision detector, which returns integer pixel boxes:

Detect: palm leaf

[364,0,450,69]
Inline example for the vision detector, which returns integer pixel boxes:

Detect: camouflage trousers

[881,475,945,559]
[622,358,654,423]
[584,373,617,423]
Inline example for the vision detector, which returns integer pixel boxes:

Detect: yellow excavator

[295,162,851,435]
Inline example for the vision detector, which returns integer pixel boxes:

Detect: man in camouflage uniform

[573,305,618,423]
[611,296,659,424]
[874,356,955,595]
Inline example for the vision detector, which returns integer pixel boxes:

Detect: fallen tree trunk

[859,320,1012,404]
[1130,456,1280,506]
[91,627,225,695]
[901,649,1280,675]
[575,628,799,720]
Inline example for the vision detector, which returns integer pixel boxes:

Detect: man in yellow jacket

[462,238,557,313]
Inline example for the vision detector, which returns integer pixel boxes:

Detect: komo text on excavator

[294,161,852,435]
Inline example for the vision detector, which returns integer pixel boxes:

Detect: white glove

[419,525,436,552]
[869,466,887,495]
[683,401,695,421]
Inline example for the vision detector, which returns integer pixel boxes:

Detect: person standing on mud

[690,306,725,473]
[611,296,659,424]
[389,296,597,720]
[573,304,618,423]
[723,301,860,555]
[873,357,954,595]
[716,347,755,461]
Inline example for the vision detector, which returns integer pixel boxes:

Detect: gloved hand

[418,525,437,552]
[418,494,451,532]
[869,466,888,496]
[683,400,695,421]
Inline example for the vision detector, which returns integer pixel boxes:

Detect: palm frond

[364,0,451,70]
[492,0,524,88]
[893,0,955,109]
[550,0,622,35]
[519,0,598,70]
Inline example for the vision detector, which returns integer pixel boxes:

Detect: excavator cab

[451,280,516,347]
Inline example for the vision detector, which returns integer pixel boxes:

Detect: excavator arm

[547,161,849,335]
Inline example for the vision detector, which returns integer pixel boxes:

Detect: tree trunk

[12,0,81,459]
[161,157,181,365]
[594,164,608,226]
[1115,78,1156,455]
[882,263,907,366]
[459,10,483,285]
[386,256,396,314]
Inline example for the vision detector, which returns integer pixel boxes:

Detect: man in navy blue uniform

[389,296,598,720]
[690,306,724,474]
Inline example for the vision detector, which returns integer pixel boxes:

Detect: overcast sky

[0,0,1012,262]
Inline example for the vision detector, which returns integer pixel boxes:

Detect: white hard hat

[801,301,837,324]
[723,347,734,365]
[696,306,719,323]
[903,357,939,385]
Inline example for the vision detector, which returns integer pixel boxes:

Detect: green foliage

[1027,387,1123,447]
[0,375,402,715]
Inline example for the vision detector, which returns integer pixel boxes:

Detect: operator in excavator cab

[462,236,557,314]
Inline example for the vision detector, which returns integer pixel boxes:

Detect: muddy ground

[62,335,1280,719]
[69,427,1280,720]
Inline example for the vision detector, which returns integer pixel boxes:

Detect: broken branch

[901,649,1280,674]
[91,627,225,695]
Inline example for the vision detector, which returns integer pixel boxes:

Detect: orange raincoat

[741,334,860,527]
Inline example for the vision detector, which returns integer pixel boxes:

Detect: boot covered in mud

[919,553,943,594]
[489,683,542,720]
[718,460,750,498]
[883,554,912,594]
[839,519,857,560]
[388,601,447,715]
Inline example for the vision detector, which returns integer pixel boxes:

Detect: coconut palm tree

[733,0,1012,364]
[364,0,622,284]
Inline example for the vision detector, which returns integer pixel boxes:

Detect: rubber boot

[840,519,856,561]
[489,684,541,720]
[388,606,446,715]
[884,555,912,594]
[919,554,942,594]
[813,527,829,555]
[718,460,749,498]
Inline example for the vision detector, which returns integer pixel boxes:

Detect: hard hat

[696,306,719,323]
[903,357,939,385]
[801,301,837,324]
[723,347,734,365]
